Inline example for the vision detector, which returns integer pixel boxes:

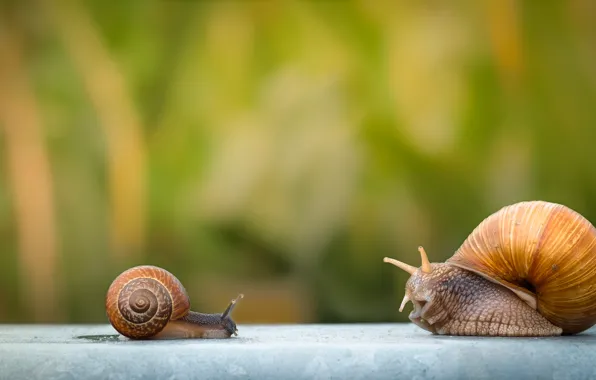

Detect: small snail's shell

[105,265,191,339]
[447,201,596,334]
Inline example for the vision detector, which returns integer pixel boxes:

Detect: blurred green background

[1,0,596,325]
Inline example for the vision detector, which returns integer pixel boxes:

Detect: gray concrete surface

[0,323,595,380]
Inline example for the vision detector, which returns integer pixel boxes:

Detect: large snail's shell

[105,265,191,339]
[447,201,596,335]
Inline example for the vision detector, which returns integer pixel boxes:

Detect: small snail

[105,265,243,339]
[384,200,596,336]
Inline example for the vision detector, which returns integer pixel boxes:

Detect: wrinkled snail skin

[156,311,238,339]
[105,265,243,340]
[403,263,562,336]
[384,201,596,337]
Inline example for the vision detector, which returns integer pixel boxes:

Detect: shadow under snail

[384,200,596,337]
[105,265,243,340]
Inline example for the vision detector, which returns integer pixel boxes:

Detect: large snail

[105,265,243,339]
[384,200,596,336]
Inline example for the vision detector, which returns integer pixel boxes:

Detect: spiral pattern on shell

[105,265,191,339]
[447,200,596,334]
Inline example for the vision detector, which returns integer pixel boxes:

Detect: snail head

[220,293,244,336]
[384,246,449,333]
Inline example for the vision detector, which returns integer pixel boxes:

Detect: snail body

[105,265,243,340]
[384,201,596,336]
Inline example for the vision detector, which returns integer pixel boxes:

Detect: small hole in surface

[417,300,427,310]
[519,278,536,294]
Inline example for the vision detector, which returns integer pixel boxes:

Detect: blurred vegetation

[1,0,596,325]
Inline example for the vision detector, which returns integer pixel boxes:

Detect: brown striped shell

[447,201,596,334]
[105,265,191,339]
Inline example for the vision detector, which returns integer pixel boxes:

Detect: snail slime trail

[384,201,596,337]
[105,265,244,340]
